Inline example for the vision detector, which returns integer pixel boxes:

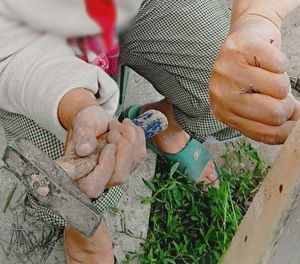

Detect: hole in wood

[279,185,283,193]
[244,236,247,242]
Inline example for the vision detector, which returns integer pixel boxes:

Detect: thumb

[64,126,97,157]
[67,105,110,157]
[75,130,97,157]
[71,120,98,157]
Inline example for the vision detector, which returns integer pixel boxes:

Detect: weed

[134,140,269,264]
[3,182,18,213]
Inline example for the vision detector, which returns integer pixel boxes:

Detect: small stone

[36,186,50,197]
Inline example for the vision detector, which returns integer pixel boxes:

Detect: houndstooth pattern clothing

[120,0,241,143]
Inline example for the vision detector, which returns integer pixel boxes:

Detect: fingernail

[76,139,96,157]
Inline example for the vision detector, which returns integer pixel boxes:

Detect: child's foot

[141,99,219,187]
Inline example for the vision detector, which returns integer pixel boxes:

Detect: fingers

[216,29,289,99]
[71,116,147,197]
[210,73,295,126]
[120,119,146,161]
[213,57,290,100]
[108,118,146,169]
[227,92,295,126]
[209,15,298,144]
[223,113,296,145]
[210,72,299,144]
[235,66,290,99]
[109,119,136,144]
[244,41,288,74]
[76,143,116,198]
[105,118,147,188]
[105,140,133,188]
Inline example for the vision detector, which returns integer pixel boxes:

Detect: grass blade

[3,183,18,213]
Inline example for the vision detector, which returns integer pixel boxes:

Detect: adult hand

[65,105,146,198]
[209,15,300,144]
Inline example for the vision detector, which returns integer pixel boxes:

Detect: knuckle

[136,126,144,136]
[259,130,281,145]
[222,36,242,57]
[212,59,226,76]
[222,36,237,52]
[107,130,116,140]
[110,174,127,186]
[275,53,288,73]
[108,120,120,131]
[85,187,99,199]
[135,151,146,166]
[270,108,287,125]
[276,77,291,98]
[120,138,131,149]
[121,123,133,131]
[209,74,225,103]
[210,102,225,122]
[121,123,137,138]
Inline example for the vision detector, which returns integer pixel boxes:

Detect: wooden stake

[222,119,300,264]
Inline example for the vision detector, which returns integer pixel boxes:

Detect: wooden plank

[267,196,300,264]
[222,119,300,264]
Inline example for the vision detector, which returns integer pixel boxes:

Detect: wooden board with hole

[222,119,300,264]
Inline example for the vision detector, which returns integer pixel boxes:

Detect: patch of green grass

[134,140,269,264]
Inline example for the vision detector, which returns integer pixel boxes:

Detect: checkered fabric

[120,0,241,143]
[0,108,125,227]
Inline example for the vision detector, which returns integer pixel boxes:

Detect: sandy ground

[0,2,299,263]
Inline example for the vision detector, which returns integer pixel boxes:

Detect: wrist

[232,7,282,29]
[58,88,98,130]
[229,13,282,37]
[231,1,300,29]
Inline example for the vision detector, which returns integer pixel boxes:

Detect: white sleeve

[2,0,100,37]
[0,33,119,142]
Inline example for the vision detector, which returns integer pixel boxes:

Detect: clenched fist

[65,105,146,198]
[209,15,300,144]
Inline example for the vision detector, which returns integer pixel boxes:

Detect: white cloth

[0,0,140,142]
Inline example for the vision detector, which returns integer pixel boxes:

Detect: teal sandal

[123,105,220,185]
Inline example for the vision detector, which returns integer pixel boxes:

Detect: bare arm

[231,0,300,27]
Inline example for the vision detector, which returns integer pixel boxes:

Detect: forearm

[232,0,300,27]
